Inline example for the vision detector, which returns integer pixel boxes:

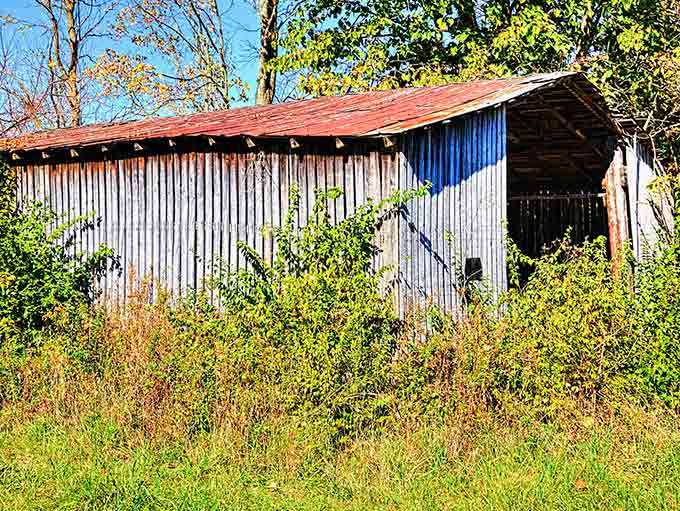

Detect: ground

[1,415,679,510]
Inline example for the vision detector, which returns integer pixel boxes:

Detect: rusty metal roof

[2,71,586,153]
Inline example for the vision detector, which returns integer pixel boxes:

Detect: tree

[275,0,680,169]
[242,0,303,104]
[255,0,278,105]
[0,27,52,135]
[92,0,247,116]
[0,0,115,135]
[275,0,481,96]
[38,0,82,127]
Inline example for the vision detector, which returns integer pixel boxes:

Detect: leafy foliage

[499,236,641,414]
[203,185,427,443]
[1,168,680,449]
[276,0,680,168]
[634,219,680,406]
[91,0,247,117]
[0,160,117,350]
[213,183,428,310]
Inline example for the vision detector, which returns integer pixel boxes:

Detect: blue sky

[1,0,263,107]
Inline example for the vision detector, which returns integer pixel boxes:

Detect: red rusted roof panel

[1,72,578,152]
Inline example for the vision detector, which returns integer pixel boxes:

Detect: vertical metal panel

[71,162,79,241]
[138,155,147,288]
[123,157,132,293]
[166,155,176,295]
[626,137,668,260]
[414,134,424,301]
[25,163,34,204]
[209,152,217,290]
[132,156,142,286]
[305,150,315,226]
[236,151,247,269]
[397,106,508,313]
[296,151,307,227]
[498,107,508,294]
[158,155,166,286]
[150,156,159,289]
[83,161,91,257]
[227,153,237,270]
[255,153,265,263]
[102,159,112,300]
[204,152,213,290]
[195,152,205,288]
[434,129,444,310]
[94,160,102,275]
[269,151,280,266]
[397,138,406,307]
[179,152,190,291]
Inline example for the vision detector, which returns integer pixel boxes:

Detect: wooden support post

[603,147,630,272]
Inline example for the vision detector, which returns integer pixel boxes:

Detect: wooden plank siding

[13,108,509,314]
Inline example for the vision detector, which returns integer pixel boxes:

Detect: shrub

[205,185,428,444]
[0,160,118,402]
[496,236,642,416]
[3,162,680,451]
[634,215,680,406]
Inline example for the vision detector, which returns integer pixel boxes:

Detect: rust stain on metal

[1,72,578,153]
[604,147,630,272]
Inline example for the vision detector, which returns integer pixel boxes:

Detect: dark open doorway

[506,83,616,279]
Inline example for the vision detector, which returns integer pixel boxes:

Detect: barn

[0,71,663,312]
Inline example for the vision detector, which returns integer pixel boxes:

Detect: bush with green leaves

[0,161,117,351]
[494,236,643,416]
[3,157,680,444]
[634,195,680,406]
[199,184,427,444]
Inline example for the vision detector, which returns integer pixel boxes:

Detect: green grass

[1,415,679,510]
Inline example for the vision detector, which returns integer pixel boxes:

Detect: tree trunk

[255,0,278,105]
[36,0,82,127]
[64,0,81,126]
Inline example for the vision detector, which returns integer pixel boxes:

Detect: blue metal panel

[397,106,508,313]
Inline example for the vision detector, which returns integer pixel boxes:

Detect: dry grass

[2,278,680,508]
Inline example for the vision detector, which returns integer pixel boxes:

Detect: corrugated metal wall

[14,107,509,313]
[14,141,398,303]
[625,137,671,259]
[397,106,508,313]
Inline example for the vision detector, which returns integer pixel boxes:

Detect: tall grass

[2,170,680,508]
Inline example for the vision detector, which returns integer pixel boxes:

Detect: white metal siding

[625,137,671,259]
[15,108,508,314]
